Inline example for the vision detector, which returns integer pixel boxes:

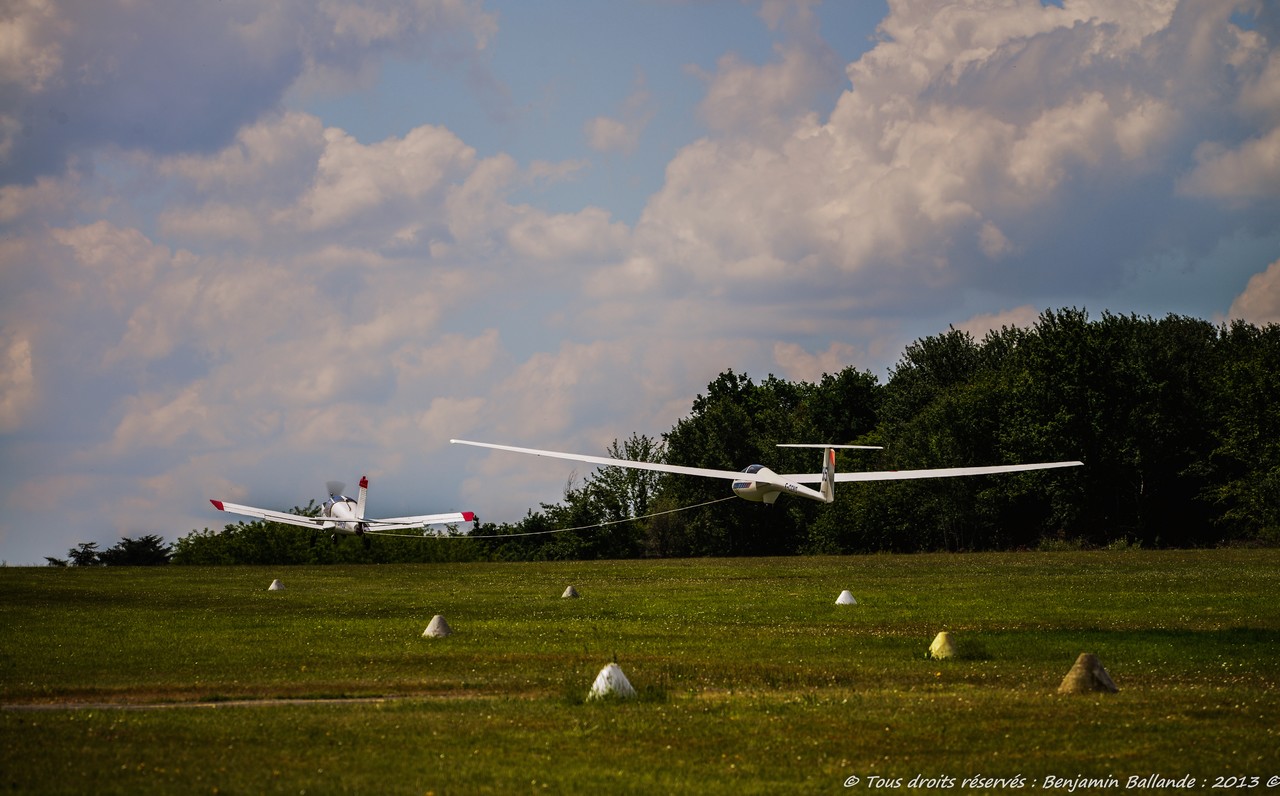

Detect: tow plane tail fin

[356,476,369,519]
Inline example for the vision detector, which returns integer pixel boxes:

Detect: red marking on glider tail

[821,447,837,503]
[210,500,225,511]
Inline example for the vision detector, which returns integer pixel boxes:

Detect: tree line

[46,535,176,567]
[477,310,1279,558]
[58,309,1280,565]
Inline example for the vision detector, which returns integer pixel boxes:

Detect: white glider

[210,476,475,537]
[450,439,1082,505]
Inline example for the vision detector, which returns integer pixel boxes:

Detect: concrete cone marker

[422,614,452,638]
[562,585,579,599]
[835,590,857,605]
[587,663,637,701]
[929,631,957,659]
[268,579,285,591]
[1057,653,1118,694]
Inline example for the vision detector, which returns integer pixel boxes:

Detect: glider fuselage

[731,464,820,503]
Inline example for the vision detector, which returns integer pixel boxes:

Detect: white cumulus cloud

[1229,258,1280,326]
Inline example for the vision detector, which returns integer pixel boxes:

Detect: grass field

[2,550,1278,794]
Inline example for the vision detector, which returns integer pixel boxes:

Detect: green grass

[2,550,1279,793]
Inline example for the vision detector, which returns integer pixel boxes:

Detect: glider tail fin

[820,447,837,504]
[356,476,369,519]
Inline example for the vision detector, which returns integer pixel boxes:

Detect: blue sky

[1,0,1278,565]
[296,2,889,222]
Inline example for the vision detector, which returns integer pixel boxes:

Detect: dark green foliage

[67,542,101,566]
[1207,321,1280,543]
[847,310,1249,552]
[169,522,486,565]
[60,536,173,566]
[97,534,173,565]
[169,311,1280,563]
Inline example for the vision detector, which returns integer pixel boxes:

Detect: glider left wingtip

[210,500,225,511]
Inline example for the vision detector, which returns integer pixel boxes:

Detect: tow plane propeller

[210,476,475,540]
[450,439,1082,505]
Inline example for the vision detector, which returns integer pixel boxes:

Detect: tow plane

[450,439,1082,505]
[210,476,475,543]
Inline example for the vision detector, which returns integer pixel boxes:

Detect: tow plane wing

[209,476,474,536]
[362,512,476,532]
[207,500,328,530]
